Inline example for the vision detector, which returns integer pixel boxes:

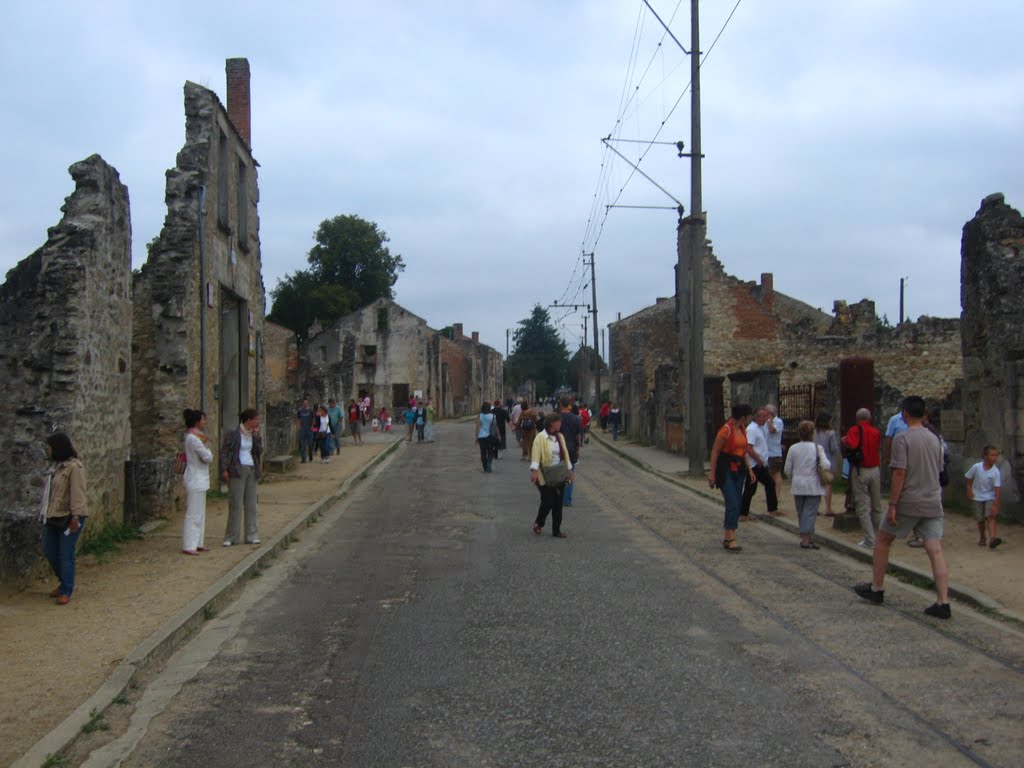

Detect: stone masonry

[0,155,133,583]
[960,193,1024,519]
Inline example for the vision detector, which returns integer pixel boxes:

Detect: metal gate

[778,382,828,448]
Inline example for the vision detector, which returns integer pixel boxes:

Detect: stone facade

[610,241,963,450]
[131,71,264,520]
[960,193,1024,519]
[0,155,133,582]
[301,299,503,421]
[263,320,299,458]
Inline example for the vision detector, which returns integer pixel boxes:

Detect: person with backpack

[842,408,883,548]
[708,404,758,552]
[517,404,539,461]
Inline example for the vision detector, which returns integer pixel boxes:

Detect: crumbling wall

[263,320,298,457]
[961,193,1024,519]
[0,155,132,583]
[132,78,264,520]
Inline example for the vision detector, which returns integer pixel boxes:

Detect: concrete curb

[13,437,403,768]
[590,431,1022,625]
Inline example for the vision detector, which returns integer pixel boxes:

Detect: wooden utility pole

[586,253,601,403]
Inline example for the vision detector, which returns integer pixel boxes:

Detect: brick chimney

[760,272,774,309]
[226,58,251,147]
[453,323,463,340]
[471,331,479,344]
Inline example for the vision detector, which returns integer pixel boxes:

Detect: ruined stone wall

[961,193,1024,518]
[0,155,132,583]
[263,320,298,457]
[131,79,264,519]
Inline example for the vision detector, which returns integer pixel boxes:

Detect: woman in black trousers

[530,412,575,538]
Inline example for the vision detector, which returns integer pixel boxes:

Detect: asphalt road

[94,424,1023,767]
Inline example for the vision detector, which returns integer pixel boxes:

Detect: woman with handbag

[182,409,213,555]
[530,412,575,538]
[784,420,833,549]
[41,433,88,604]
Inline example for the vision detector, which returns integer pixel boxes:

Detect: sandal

[532,523,543,536]
[800,541,820,550]
[553,532,567,539]
[722,539,742,552]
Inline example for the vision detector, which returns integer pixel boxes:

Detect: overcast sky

[2,1,1021,357]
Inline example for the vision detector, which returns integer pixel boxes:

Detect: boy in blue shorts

[965,446,1002,549]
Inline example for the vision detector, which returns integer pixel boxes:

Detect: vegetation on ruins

[268,214,406,340]
[505,305,570,395]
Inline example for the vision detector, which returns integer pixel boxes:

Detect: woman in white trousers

[182,409,213,554]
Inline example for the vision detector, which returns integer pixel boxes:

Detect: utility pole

[506,328,510,356]
[682,0,706,477]
[585,252,601,403]
[899,277,906,325]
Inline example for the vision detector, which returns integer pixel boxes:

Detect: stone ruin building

[0,59,266,585]
[298,298,504,423]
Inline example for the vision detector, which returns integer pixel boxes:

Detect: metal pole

[899,278,905,325]
[589,253,600,403]
[685,0,706,476]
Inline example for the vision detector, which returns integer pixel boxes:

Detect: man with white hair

[843,407,883,547]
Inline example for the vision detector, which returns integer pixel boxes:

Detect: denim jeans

[562,462,577,505]
[299,429,314,462]
[43,517,86,597]
[718,460,745,531]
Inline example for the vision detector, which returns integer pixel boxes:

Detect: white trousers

[183,488,207,551]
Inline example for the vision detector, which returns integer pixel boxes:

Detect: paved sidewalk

[590,430,1023,620]
[1,431,402,768]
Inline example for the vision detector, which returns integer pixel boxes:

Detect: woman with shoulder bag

[784,420,832,549]
[40,433,88,604]
[530,412,575,539]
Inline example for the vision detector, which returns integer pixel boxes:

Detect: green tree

[268,215,405,340]
[505,305,570,394]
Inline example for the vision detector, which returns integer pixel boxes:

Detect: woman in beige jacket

[41,433,88,604]
[530,412,575,538]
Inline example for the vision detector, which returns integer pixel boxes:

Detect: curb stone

[590,431,1022,625]
[13,437,403,768]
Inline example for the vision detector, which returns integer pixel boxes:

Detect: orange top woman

[708,404,757,551]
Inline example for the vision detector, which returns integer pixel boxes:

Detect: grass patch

[79,521,142,561]
[206,488,229,501]
[42,754,70,768]
[81,708,110,734]
[112,691,130,706]
[202,604,216,621]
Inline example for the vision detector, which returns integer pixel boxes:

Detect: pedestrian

[378,406,392,433]
[404,404,417,444]
[491,399,511,458]
[579,403,591,443]
[854,396,952,619]
[965,446,1002,549]
[327,398,343,455]
[476,402,496,472]
[784,420,831,549]
[296,396,314,463]
[842,408,883,548]
[530,411,574,538]
[361,393,372,426]
[740,407,778,519]
[813,412,840,516]
[415,400,427,442]
[764,404,785,501]
[558,397,583,507]
[709,404,756,552]
[40,433,87,604]
[510,398,524,445]
[181,409,213,555]
[609,402,621,440]
[220,407,263,546]
[600,400,611,432]
[425,400,436,442]
[518,404,539,460]
[316,405,333,462]
[348,399,364,446]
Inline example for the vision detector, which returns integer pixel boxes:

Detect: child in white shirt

[965,446,1002,549]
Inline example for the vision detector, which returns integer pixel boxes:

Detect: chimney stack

[760,272,774,308]
[225,58,251,147]
[453,323,464,340]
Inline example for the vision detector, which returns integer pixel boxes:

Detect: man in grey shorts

[854,395,952,619]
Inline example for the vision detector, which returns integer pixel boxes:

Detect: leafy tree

[268,215,405,340]
[505,305,570,395]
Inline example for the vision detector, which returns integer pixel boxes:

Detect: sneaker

[857,539,873,549]
[923,602,951,619]
[907,537,924,548]
[248,538,261,546]
[990,537,1003,549]
[223,540,233,547]
[853,582,884,604]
